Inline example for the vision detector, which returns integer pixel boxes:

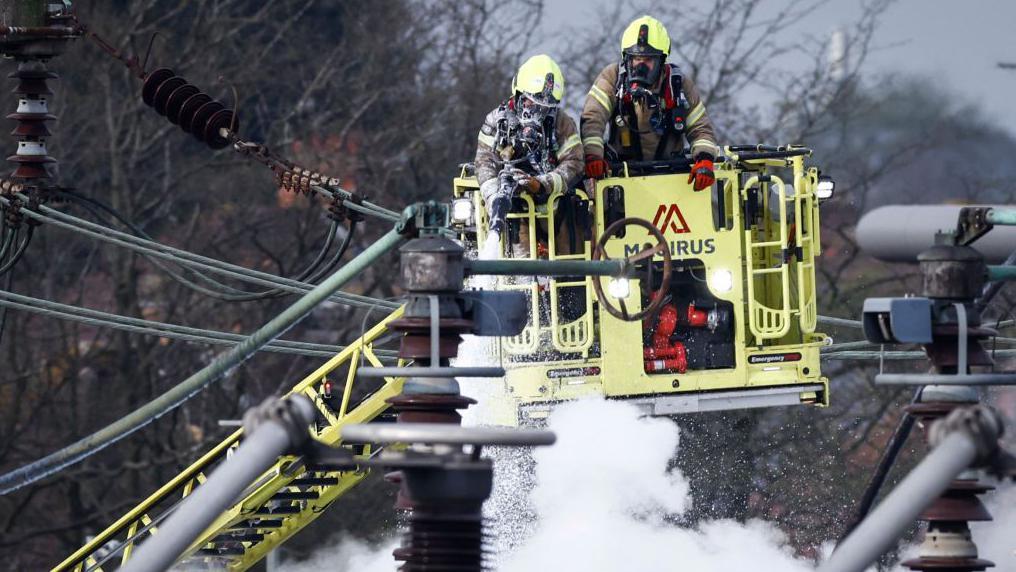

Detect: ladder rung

[301,465,343,473]
[271,491,319,500]
[214,533,265,543]
[199,547,245,556]
[229,519,283,530]
[255,505,301,515]
[291,477,340,486]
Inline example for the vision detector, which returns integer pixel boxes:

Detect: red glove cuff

[585,155,608,179]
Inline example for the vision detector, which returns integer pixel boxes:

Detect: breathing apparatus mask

[625,54,663,88]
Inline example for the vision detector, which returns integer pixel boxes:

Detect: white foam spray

[279,537,398,572]
[479,231,502,261]
[972,483,1016,567]
[499,398,815,572]
[455,333,537,562]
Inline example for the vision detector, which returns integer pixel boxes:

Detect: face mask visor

[625,54,662,87]
[517,92,559,123]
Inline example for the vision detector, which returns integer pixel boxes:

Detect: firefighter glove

[511,168,543,195]
[585,154,609,179]
[688,155,715,191]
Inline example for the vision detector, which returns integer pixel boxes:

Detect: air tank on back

[856,205,1016,262]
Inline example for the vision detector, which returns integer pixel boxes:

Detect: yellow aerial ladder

[53,308,406,572]
[451,145,832,423]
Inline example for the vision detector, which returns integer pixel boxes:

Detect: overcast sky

[538,0,1016,134]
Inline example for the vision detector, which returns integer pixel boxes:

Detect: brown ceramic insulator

[139,68,238,149]
[11,75,55,96]
[141,68,175,106]
[203,108,235,149]
[398,513,486,572]
[9,162,48,180]
[397,335,462,360]
[902,556,995,571]
[386,394,477,425]
[164,84,200,125]
[389,317,474,335]
[7,146,55,180]
[7,61,59,183]
[189,100,224,142]
[151,76,187,116]
[9,120,50,138]
[176,92,212,133]
[919,495,994,523]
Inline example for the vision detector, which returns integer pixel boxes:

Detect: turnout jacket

[474,105,585,196]
[581,62,719,161]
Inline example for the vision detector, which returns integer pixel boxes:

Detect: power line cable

[54,189,362,302]
[0,227,406,495]
[0,290,399,359]
[0,195,397,310]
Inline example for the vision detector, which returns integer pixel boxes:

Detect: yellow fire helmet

[511,54,565,107]
[621,15,671,58]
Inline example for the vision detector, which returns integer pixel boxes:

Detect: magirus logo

[652,203,691,234]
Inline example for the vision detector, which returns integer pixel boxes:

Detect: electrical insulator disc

[165,84,200,125]
[177,93,212,133]
[152,76,187,116]
[204,108,236,149]
[190,100,224,142]
[10,122,51,137]
[141,68,175,106]
[139,68,241,149]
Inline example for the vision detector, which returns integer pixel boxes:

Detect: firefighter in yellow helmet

[475,54,584,256]
[580,16,719,190]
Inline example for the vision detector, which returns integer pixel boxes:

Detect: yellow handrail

[53,307,406,572]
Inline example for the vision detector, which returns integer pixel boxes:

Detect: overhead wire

[53,189,359,302]
[51,189,258,297]
[0,195,398,310]
[0,227,13,347]
[0,223,31,275]
[0,227,408,495]
[0,290,398,359]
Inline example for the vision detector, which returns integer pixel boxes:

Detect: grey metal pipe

[0,226,406,495]
[875,372,1016,386]
[857,205,1016,263]
[357,366,505,378]
[817,315,862,329]
[823,350,1016,361]
[121,397,315,572]
[466,258,628,277]
[818,431,979,572]
[986,208,1016,226]
[988,265,1016,281]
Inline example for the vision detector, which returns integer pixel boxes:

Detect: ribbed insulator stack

[7,60,57,183]
[275,165,340,195]
[141,68,237,149]
[902,396,996,572]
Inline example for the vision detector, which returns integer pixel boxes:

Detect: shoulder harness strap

[610,63,644,160]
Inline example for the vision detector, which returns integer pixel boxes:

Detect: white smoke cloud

[499,398,814,572]
[288,337,1014,571]
[972,483,1016,567]
[279,537,398,572]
